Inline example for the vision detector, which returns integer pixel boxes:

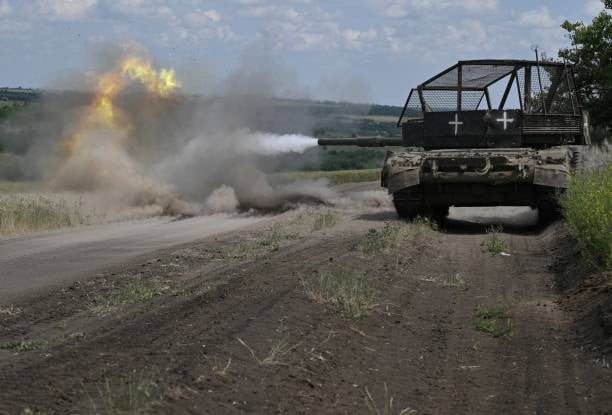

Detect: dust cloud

[0,45,336,219]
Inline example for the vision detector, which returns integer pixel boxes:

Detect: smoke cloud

[0,44,330,218]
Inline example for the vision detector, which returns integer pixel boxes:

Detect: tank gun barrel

[317,137,402,147]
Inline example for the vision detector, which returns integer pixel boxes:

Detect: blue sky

[0,0,607,105]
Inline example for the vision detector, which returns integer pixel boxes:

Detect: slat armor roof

[398,59,579,125]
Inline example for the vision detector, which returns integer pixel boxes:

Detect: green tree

[559,1,612,129]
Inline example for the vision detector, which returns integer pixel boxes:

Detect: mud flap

[533,165,570,189]
[387,168,420,194]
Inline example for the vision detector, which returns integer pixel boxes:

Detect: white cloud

[370,0,497,18]
[341,28,377,49]
[0,0,12,17]
[186,8,222,25]
[441,19,489,51]
[203,9,221,23]
[369,0,409,17]
[518,7,557,28]
[241,5,302,22]
[584,0,604,16]
[37,0,97,20]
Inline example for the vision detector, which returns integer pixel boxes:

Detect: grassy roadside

[0,193,89,235]
[560,163,612,269]
[276,168,379,185]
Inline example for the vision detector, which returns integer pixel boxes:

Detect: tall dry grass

[0,193,89,235]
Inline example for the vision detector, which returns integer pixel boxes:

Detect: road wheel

[393,200,423,219]
[392,188,424,219]
[429,205,450,222]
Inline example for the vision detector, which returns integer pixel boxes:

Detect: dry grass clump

[364,383,417,415]
[484,225,508,255]
[237,336,299,366]
[311,209,338,231]
[91,374,163,415]
[303,271,377,319]
[0,193,88,235]
[561,163,611,269]
[355,222,410,254]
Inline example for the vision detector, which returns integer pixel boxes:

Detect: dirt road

[0,215,265,303]
[0,183,610,414]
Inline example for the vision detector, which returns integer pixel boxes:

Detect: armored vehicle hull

[383,146,581,221]
[319,59,589,223]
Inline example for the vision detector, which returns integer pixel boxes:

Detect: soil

[0,183,610,414]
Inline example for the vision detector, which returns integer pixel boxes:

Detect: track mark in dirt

[0,200,611,414]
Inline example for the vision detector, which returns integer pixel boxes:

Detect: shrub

[561,164,612,269]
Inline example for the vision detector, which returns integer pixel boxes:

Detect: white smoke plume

[243,133,318,156]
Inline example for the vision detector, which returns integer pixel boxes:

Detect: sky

[0,0,608,105]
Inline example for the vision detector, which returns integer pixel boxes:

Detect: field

[1,182,611,414]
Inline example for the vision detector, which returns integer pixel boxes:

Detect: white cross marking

[448,113,463,136]
[496,111,515,130]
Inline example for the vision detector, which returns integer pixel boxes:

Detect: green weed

[474,305,513,338]
[0,339,48,352]
[355,222,404,254]
[444,273,465,287]
[485,225,507,255]
[561,164,611,269]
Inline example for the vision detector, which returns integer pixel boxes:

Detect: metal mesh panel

[461,65,514,88]
[420,90,483,111]
[427,67,458,88]
[427,64,514,88]
[422,90,456,111]
[516,64,572,114]
[461,90,485,110]
[406,89,422,117]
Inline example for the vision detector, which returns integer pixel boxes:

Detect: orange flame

[62,57,181,156]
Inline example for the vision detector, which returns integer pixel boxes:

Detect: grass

[364,383,417,415]
[312,209,338,231]
[354,222,408,254]
[0,305,23,316]
[474,305,513,338]
[91,374,162,415]
[444,273,465,287]
[303,271,377,319]
[0,193,88,235]
[484,225,507,255]
[560,163,611,269]
[237,336,299,366]
[91,278,171,314]
[279,168,379,185]
[110,279,169,305]
[257,223,299,251]
[0,339,48,351]
[0,180,32,193]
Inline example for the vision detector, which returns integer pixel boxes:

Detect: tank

[318,59,590,222]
